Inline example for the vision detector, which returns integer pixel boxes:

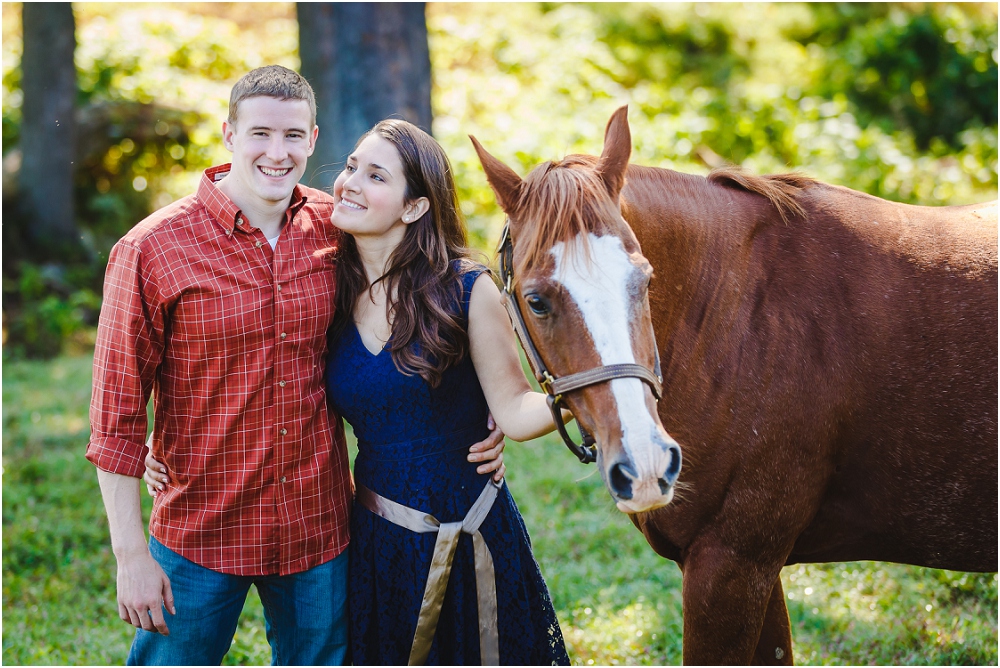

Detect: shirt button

[279,380,286,387]
[280,476,287,483]
[279,428,287,436]
[280,332,287,339]
[255,240,263,248]
[276,285,282,292]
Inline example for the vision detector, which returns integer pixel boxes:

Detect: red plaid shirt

[88,164,352,576]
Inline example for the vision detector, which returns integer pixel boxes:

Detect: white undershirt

[267,235,279,250]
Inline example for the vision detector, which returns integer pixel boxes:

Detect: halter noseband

[497,220,663,464]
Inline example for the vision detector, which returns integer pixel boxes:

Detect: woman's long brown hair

[330,119,478,388]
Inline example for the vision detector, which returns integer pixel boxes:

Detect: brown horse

[472,107,998,665]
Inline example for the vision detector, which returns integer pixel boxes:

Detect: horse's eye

[523,294,550,317]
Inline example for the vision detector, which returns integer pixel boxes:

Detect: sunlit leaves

[3,2,995,257]
[428,1,997,253]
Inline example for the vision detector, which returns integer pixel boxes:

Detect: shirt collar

[198,164,310,235]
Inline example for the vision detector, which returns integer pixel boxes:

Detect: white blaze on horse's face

[550,232,679,513]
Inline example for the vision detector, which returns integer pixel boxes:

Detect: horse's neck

[622,166,756,336]
[622,165,756,245]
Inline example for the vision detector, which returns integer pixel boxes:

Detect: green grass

[3,352,997,665]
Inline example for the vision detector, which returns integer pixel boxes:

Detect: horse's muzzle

[605,436,682,513]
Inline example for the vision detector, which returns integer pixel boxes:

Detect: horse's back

[802,183,997,275]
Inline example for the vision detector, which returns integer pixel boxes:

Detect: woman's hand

[467,413,507,482]
[143,445,170,497]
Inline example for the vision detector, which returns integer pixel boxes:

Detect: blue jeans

[127,537,348,666]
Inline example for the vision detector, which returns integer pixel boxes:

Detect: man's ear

[308,124,319,157]
[222,120,235,152]
[404,197,430,223]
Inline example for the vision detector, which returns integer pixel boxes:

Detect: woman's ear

[403,197,430,224]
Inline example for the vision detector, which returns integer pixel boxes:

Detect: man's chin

[255,185,297,203]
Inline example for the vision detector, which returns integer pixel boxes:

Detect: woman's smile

[337,197,366,212]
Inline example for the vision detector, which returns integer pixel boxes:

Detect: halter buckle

[539,370,557,396]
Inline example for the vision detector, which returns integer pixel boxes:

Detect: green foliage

[2,263,101,359]
[1,4,298,358]
[799,4,998,150]
[3,353,996,665]
[2,4,997,342]
[69,4,298,212]
[428,1,997,250]
[2,3,997,358]
[1,4,22,151]
[72,102,210,250]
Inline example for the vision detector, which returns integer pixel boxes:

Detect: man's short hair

[228,65,317,127]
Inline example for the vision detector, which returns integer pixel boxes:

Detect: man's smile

[259,165,292,177]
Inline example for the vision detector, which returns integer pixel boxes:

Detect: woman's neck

[350,234,405,348]
[353,231,404,285]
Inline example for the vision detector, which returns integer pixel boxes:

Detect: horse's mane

[512,156,817,273]
[707,166,816,224]
[513,155,618,274]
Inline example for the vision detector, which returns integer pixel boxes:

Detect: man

[87,65,504,665]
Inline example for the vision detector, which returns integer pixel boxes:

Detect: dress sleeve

[86,240,165,477]
[459,261,492,320]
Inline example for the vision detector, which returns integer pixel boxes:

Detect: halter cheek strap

[497,220,663,464]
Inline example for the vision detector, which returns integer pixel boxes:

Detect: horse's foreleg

[751,577,793,665]
[680,543,784,665]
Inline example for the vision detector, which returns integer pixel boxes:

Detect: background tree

[297,2,432,189]
[18,2,80,261]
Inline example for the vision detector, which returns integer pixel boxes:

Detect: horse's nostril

[658,477,672,495]
[666,445,682,480]
[609,462,635,500]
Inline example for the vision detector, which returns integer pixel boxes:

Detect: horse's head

[471,106,681,513]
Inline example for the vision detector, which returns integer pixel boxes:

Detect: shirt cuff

[86,436,147,478]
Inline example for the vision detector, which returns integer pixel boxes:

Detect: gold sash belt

[356,479,503,666]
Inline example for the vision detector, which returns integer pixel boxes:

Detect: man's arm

[88,239,174,632]
[97,467,175,634]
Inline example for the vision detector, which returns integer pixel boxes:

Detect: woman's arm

[468,273,568,442]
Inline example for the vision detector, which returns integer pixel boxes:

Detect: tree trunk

[298,2,432,190]
[20,2,81,260]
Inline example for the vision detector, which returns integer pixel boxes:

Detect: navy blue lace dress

[326,263,569,666]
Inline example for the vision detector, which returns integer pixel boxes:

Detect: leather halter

[497,220,663,464]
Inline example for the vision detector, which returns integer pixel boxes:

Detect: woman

[148,119,570,665]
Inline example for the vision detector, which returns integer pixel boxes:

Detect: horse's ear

[595,105,631,198]
[470,135,523,215]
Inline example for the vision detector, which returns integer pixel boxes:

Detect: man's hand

[115,547,175,635]
[143,447,169,497]
[468,413,506,482]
